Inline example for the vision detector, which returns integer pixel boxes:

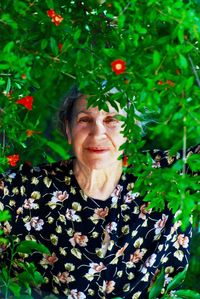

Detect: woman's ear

[65,123,72,144]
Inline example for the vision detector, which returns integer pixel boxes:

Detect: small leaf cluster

[149,268,200,299]
[0,211,51,298]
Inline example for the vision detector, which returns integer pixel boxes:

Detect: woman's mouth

[86,147,110,153]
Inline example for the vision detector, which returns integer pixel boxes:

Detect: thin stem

[188,55,200,89]
[0,73,12,76]
[182,116,187,175]
[2,130,5,155]
[120,2,131,15]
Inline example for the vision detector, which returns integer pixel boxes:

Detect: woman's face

[66,97,127,170]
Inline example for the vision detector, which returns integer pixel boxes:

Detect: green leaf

[2,267,9,281]
[153,51,161,68]
[174,290,200,299]
[50,37,58,56]
[74,29,81,41]
[3,41,15,53]
[0,237,9,245]
[13,1,28,15]
[41,39,48,50]
[0,210,11,222]
[178,54,188,69]
[16,240,50,254]
[47,141,70,159]
[45,0,54,8]
[166,268,187,292]
[5,77,11,94]
[149,268,165,299]
[33,271,45,285]
[8,281,21,297]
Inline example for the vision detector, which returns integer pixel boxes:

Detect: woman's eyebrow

[76,110,118,116]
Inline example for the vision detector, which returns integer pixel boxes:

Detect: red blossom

[123,156,128,167]
[111,59,126,75]
[51,14,64,26]
[26,129,42,137]
[47,9,56,18]
[166,80,175,87]
[157,80,175,87]
[58,43,63,52]
[16,95,33,110]
[7,154,20,167]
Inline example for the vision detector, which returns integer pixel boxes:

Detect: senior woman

[0,86,195,299]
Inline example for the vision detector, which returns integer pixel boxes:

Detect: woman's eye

[104,117,117,123]
[79,117,91,123]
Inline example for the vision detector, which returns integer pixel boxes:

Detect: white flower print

[69,232,88,247]
[154,214,168,234]
[102,280,116,294]
[23,198,39,209]
[145,253,157,267]
[66,208,80,221]
[124,191,140,203]
[92,207,109,220]
[57,271,73,284]
[40,252,58,268]
[111,184,123,200]
[129,249,145,264]
[173,234,189,249]
[24,216,44,231]
[139,203,152,220]
[88,262,107,275]
[51,191,69,203]
[106,222,117,233]
[140,253,157,274]
[68,289,86,299]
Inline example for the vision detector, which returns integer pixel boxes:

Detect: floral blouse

[0,146,199,299]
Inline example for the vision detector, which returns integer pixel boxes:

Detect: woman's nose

[90,120,106,136]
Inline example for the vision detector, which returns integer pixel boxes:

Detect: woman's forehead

[74,97,125,115]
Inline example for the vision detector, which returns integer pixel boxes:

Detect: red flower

[47,9,63,26]
[7,154,20,167]
[166,80,175,87]
[157,80,164,85]
[47,9,56,18]
[16,96,33,110]
[51,14,63,26]
[58,43,63,52]
[26,129,42,137]
[123,156,128,167]
[111,59,126,75]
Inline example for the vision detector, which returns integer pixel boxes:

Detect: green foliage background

[0,0,199,294]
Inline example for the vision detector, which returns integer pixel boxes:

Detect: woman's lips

[86,147,110,153]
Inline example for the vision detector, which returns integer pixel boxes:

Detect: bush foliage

[0,0,200,296]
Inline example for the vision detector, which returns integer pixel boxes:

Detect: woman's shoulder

[0,158,73,187]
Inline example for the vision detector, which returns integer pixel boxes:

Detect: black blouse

[0,146,198,299]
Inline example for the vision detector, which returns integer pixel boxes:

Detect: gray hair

[58,85,83,135]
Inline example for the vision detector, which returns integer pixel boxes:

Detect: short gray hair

[58,85,83,135]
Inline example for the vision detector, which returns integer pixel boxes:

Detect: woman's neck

[73,159,123,200]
